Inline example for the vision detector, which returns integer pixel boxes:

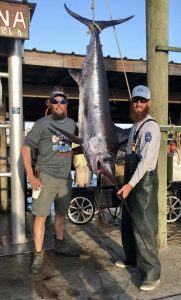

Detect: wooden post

[146,0,168,248]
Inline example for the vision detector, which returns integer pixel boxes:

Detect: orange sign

[0,1,30,39]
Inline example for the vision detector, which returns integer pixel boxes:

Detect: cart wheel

[167,195,181,223]
[68,196,95,225]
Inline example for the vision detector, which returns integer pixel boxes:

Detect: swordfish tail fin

[64,4,134,32]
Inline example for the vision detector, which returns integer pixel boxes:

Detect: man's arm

[117,122,161,199]
[21,145,41,190]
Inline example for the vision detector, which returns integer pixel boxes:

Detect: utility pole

[146,0,168,248]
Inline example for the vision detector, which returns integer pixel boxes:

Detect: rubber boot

[31,250,44,274]
[54,238,79,257]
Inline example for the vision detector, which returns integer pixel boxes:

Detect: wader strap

[133,119,157,143]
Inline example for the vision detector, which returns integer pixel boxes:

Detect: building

[0,49,181,124]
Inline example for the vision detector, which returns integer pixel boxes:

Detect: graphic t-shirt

[24,115,76,179]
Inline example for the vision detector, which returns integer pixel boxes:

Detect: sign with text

[0,2,30,39]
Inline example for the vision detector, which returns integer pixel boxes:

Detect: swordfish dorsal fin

[68,69,81,84]
[64,4,134,32]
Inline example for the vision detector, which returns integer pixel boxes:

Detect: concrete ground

[0,210,181,300]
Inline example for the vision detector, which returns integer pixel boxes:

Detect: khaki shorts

[32,172,72,217]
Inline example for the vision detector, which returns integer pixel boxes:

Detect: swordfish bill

[51,4,133,185]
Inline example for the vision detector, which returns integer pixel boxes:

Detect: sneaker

[115,260,136,268]
[54,238,79,257]
[30,250,44,274]
[140,279,160,291]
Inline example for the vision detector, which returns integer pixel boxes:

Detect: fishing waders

[121,152,161,282]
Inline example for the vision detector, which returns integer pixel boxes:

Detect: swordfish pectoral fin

[114,125,131,160]
[114,125,131,146]
[50,124,83,145]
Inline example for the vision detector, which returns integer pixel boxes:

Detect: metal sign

[0,1,30,39]
[12,107,20,114]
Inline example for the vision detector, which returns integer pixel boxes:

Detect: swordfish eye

[103,157,113,163]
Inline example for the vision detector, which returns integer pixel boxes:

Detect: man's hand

[21,145,41,190]
[28,174,42,191]
[117,183,133,200]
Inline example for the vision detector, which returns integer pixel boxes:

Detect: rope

[104,0,132,100]
[94,176,121,224]
[90,0,102,33]
[91,0,95,22]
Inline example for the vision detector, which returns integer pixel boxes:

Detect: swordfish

[51,4,133,186]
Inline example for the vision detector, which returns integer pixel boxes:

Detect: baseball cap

[131,85,150,100]
[49,87,67,100]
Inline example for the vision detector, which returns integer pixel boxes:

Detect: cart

[68,152,181,225]
[167,152,181,223]
[67,163,124,225]
[67,185,121,225]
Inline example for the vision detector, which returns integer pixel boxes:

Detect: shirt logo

[52,134,71,153]
[145,131,152,143]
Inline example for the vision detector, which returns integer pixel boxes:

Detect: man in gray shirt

[116,85,161,291]
[21,87,78,274]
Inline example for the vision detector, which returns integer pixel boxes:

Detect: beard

[51,110,67,120]
[130,104,150,122]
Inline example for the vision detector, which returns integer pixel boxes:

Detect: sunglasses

[51,98,67,105]
[132,97,148,104]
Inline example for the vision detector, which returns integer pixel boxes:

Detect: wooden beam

[23,50,181,76]
[23,50,147,73]
[20,84,181,103]
[169,64,181,76]
[156,45,181,53]
[160,125,181,132]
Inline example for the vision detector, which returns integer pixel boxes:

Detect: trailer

[167,151,181,223]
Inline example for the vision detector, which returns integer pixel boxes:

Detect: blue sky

[25,0,181,63]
